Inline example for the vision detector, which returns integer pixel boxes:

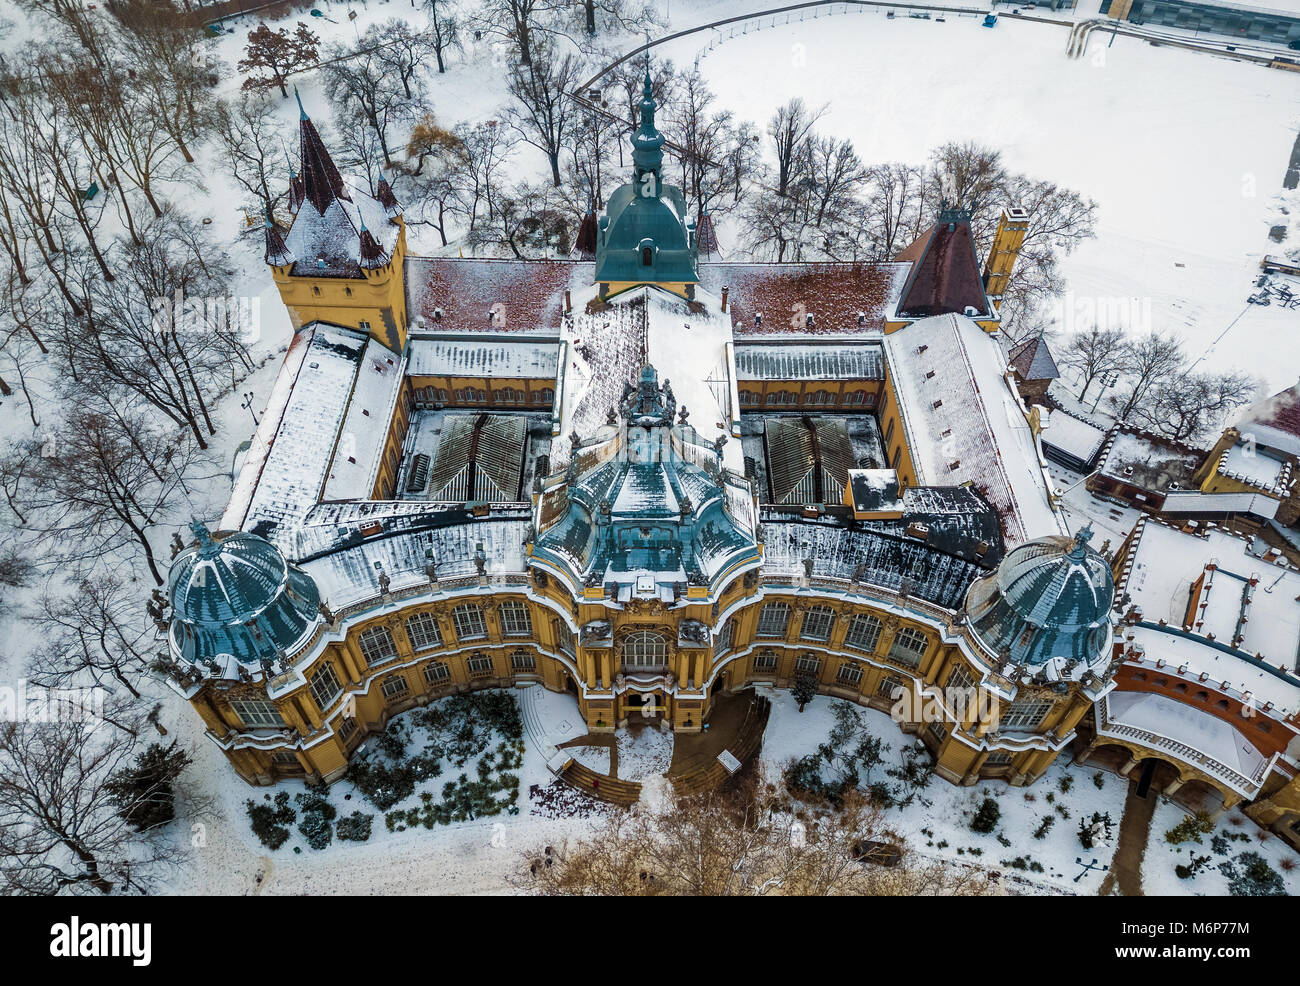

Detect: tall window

[423,661,450,685]
[794,653,821,675]
[888,626,928,668]
[555,620,576,658]
[381,674,410,699]
[510,650,536,671]
[467,653,495,676]
[453,604,487,640]
[715,618,736,655]
[845,614,882,652]
[405,612,442,652]
[309,664,342,711]
[1000,699,1053,731]
[756,602,791,638]
[499,600,532,637]
[753,650,778,672]
[230,698,283,729]
[622,630,668,669]
[876,674,905,700]
[836,663,863,686]
[358,625,398,666]
[799,605,835,642]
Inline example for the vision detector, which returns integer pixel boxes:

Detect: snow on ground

[1143,799,1300,895]
[567,744,612,773]
[616,720,674,781]
[662,8,1300,392]
[758,685,1125,894]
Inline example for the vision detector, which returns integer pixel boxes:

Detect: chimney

[721,286,729,312]
[564,289,572,313]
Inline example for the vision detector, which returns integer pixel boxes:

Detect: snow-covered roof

[883,314,1063,545]
[284,177,399,279]
[1041,408,1109,467]
[697,262,909,335]
[406,336,560,379]
[1217,441,1290,493]
[1095,426,1204,493]
[1102,690,1270,794]
[406,258,589,334]
[322,339,405,502]
[224,324,370,545]
[733,342,884,381]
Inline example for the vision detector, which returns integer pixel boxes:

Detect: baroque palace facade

[159,81,1300,842]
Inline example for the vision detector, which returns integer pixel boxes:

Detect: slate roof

[894,211,990,319]
[1007,334,1060,383]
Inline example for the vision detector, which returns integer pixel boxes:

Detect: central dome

[167,522,321,668]
[965,526,1114,667]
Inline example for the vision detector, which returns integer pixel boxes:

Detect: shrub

[1058,775,1074,793]
[1092,771,1105,789]
[1224,852,1286,896]
[971,797,1001,834]
[336,811,374,842]
[105,741,192,831]
[1164,812,1214,845]
[295,791,337,850]
[246,792,296,850]
[1033,815,1055,840]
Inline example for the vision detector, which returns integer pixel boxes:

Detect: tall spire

[263,209,294,267]
[631,71,664,189]
[295,88,350,215]
[375,168,401,219]
[287,162,304,215]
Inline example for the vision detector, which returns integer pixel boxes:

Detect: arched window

[622,630,668,669]
[381,674,409,699]
[499,600,532,637]
[715,618,736,655]
[405,611,442,652]
[756,602,790,638]
[887,626,928,668]
[641,245,654,266]
[358,625,398,666]
[845,614,882,652]
[799,605,835,641]
[452,604,487,640]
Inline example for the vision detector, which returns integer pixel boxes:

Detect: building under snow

[162,76,1137,801]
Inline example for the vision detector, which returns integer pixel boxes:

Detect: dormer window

[638,238,655,267]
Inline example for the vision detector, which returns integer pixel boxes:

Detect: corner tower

[267,93,409,353]
[594,74,699,300]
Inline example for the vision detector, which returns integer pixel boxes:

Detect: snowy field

[660,7,1300,392]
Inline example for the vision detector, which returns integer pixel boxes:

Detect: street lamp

[241,391,260,426]
[1090,373,1119,414]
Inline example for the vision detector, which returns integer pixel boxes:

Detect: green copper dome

[964,526,1114,667]
[594,73,698,288]
[167,521,321,669]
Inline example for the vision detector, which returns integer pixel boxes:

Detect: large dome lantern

[167,520,322,671]
[964,525,1114,669]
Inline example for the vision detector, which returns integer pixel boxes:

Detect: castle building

[164,80,1136,799]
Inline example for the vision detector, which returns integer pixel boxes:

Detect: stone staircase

[668,695,771,797]
[516,684,570,774]
[560,761,643,806]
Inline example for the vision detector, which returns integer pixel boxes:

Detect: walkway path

[1098,781,1157,896]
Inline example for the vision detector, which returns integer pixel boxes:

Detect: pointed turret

[574,202,598,259]
[296,88,350,215]
[263,212,294,267]
[375,170,402,219]
[287,163,305,215]
[358,217,389,270]
[696,203,720,259]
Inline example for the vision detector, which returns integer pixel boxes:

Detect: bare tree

[322,40,419,165]
[862,162,931,260]
[507,39,584,187]
[0,713,189,894]
[768,97,825,199]
[214,91,290,211]
[1109,331,1186,422]
[452,119,517,236]
[1059,326,1127,403]
[369,18,435,101]
[520,778,994,896]
[422,0,464,73]
[1138,370,1258,443]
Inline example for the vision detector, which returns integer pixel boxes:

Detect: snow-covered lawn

[662,8,1300,392]
[758,686,1127,894]
[1144,799,1300,896]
